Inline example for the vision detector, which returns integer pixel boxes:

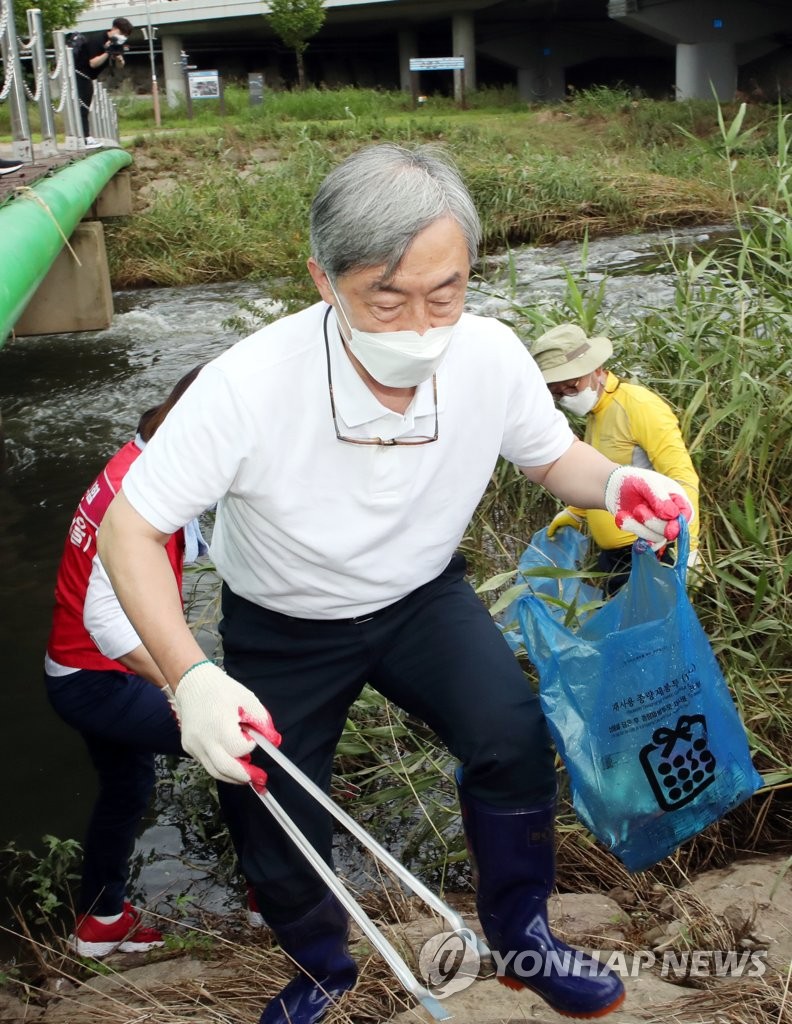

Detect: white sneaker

[84,137,102,150]
[246,885,266,928]
[0,158,23,175]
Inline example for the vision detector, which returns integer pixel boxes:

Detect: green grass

[101,85,792,290]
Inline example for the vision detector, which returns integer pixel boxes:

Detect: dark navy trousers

[218,553,556,926]
[45,669,184,916]
[597,544,674,596]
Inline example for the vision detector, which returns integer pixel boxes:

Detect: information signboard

[188,70,220,99]
[409,57,465,71]
[249,72,264,106]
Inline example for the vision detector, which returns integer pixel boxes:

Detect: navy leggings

[218,553,556,926]
[45,669,184,916]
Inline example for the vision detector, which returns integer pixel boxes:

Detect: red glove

[604,466,693,549]
[239,709,284,792]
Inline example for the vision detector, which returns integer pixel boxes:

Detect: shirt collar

[592,370,619,413]
[326,306,446,433]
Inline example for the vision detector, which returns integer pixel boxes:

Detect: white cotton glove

[604,466,694,550]
[173,662,281,788]
[547,508,584,539]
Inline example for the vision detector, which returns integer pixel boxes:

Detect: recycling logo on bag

[639,714,717,811]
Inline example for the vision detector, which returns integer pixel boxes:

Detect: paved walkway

[0,143,123,204]
[0,153,74,204]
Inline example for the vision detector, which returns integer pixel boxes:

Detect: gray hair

[310,144,481,280]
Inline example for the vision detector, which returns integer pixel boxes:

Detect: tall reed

[164,102,791,889]
[338,105,792,887]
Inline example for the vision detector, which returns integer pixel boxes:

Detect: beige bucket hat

[530,324,613,384]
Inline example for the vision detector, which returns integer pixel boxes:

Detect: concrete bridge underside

[77,0,792,105]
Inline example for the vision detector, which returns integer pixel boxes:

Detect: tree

[265,0,326,90]
[14,0,89,39]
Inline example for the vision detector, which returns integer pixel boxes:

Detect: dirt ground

[2,854,789,1024]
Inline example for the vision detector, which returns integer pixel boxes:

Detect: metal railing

[0,0,120,162]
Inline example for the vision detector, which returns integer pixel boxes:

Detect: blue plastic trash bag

[518,520,764,872]
[499,525,602,652]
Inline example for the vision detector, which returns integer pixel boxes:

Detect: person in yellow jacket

[531,324,700,594]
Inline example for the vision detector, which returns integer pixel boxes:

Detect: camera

[107,38,127,55]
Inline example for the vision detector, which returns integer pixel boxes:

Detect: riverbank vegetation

[1,90,790,1022]
[114,92,790,888]
[105,84,782,293]
[333,209,792,898]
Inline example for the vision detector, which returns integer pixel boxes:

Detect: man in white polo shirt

[99,144,692,1024]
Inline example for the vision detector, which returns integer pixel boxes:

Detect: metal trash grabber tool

[247,728,489,1021]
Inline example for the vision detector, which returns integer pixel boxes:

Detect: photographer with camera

[70,17,133,149]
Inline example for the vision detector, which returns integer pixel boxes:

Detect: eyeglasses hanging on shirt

[323,306,439,447]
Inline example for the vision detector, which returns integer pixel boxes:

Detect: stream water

[0,223,730,942]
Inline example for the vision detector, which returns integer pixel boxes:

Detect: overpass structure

[76,0,792,104]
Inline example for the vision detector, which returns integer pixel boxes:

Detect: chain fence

[0,0,120,163]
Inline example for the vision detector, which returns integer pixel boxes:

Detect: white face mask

[329,280,457,388]
[113,34,127,45]
[559,386,599,416]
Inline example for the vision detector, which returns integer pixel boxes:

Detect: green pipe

[0,148,132,349]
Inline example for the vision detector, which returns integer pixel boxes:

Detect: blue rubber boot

[259,892,358,1024]
[456,770,625,1019]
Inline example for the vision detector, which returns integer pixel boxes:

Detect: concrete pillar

[398,29,417,93]
[91,170,133,219]
[676,41,737,100]
[14,222,114,336]
[161,34,185,108]
[452,12,476,93]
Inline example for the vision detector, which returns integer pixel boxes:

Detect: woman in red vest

[44,368,203,957]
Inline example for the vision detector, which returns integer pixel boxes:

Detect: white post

[27,7,58,156]
[1,0,33,161]
[143,0,161,126]
[54,31,84,152]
